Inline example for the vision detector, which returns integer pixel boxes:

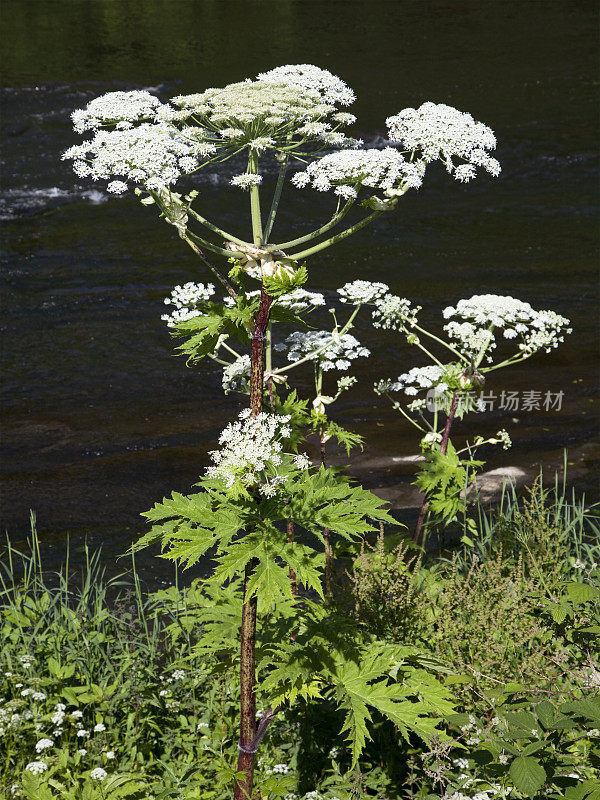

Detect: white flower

[443,295,571,360]
[70,90,165,133]
[386,102,500,182]
[26,761,48,775]
[275,330,369,371]
[171,670,185,680]
[293,454,311,470]
[292,147,425,196]
[90,767,108,781]
[62,123,210,192]
[35,738,53,753]
[258,64,355,106]
[372,294,420,330]
[206,409,292,490]
[197,722,209,730]
[230,173,263,189]
[77,729,90,738]
[105,750,116,759]
[265,763,290,775]
[383,365,447,396]
[498,753,510,764]
[107,180,128,194]
[161,282,214,328]
[222,355,251,395]
[70,710,84,718]
[249,136,275,152]
[337,280,389,305]
[31,692,46,701]
[77,748,87,755]
[453,757,469,769]
[276,288,326,312]
[94,723,106,732]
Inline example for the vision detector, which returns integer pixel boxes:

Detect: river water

[1,1,598,583]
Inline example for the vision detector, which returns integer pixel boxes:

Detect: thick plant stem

[413,391,459,545]
[320,433,332,597]
[286,516,297,596]
[235,560,259,800]
[234,286,273,800]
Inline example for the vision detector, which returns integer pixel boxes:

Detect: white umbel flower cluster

[222,355,251,395]
[372,294,420,330]
[230,173,263,190]
[206,409,292,490]
[375,365,447,396]
[275,331,370,371]
[172,69,358,151]
[276,288,326,312]
[62,124,212,192]
[337,280,389,305]
[386,102,500,182]
[71,90,164,133]
[26,761,48,775]
[291,148,425,198]
[443,295,571,358]
[258,64,355,106]
[161,282,215,328]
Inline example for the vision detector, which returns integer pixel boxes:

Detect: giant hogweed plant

[373,294,571,543]
[64,65,502,797]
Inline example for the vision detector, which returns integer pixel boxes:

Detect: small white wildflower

[94,723,106,732]
[197,722,209,730]
[275,330,369,372]
[293,454,311,470]
[77,729,90,738]
[171,670,185,680]
[31,692,46,701]
[206,409,292,490]
[107,180,128,194]
[573,559,586,570]
[498,753,510,764]
[35,738,53,753]
[25,761,48,775]
[230,173,263,189]
[90,767,108,781]
[105,750,116,759]
[337,280,389,305]
[453,757,469,769]
[276,288,325,312]
[70,709,83,718]
[372,293,420,330]
[77,748,87,756]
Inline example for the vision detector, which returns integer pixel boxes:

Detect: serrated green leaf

[509,756,546,796]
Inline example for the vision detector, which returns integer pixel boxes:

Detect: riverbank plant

[60,64,507,796]
[373,295,571,543]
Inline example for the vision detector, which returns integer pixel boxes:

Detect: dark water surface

[1,1,598,584]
